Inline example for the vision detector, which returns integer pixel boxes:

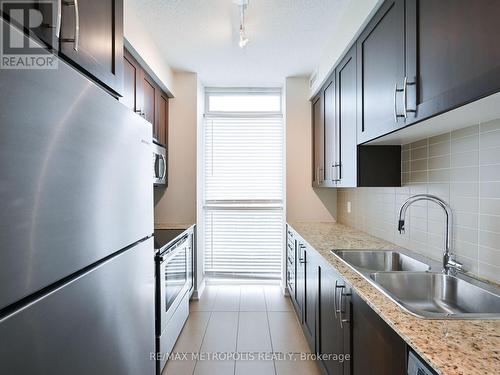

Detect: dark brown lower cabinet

[350,292,406,375]
[287,226,408,375]
[318,264,351,375]
[303,244,317,350]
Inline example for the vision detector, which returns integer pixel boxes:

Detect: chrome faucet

[398,194,463,275]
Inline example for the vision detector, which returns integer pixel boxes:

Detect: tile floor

[162,284,322,375]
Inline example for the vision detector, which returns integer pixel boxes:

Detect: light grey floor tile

[237,311,272,352]
[193,360,235,375]
[268,312,311,353]
[235,360,275,375]
[200,311,239,352]
[240,286,266,311]
[172,311,211,352]
[162,358,196,375]
[212,286,241,311]
[264,286,293,312]
[274,359,321,375]
[190,286,219,312]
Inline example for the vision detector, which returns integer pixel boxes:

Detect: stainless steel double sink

[333,250,500,319]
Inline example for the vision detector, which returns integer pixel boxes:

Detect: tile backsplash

[337,118,500,283]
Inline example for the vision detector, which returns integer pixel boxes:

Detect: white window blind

[203,110,284,279]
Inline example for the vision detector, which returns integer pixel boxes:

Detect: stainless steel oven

[157,234,190,325]
[153,142,167,186]
[155,228,193,374]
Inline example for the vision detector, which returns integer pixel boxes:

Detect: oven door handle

[157,234,190,263]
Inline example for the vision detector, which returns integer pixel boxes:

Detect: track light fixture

[234,0,249,48]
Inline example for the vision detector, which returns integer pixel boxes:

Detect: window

[203,88,284,279]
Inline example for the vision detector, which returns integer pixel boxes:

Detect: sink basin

[370,272,500,318]
[334,250,430,272]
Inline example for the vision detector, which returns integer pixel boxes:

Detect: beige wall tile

[451,135,479,152]
[480,129,500,149]
[451,124,479,139]
[480,147,500,165]
[480,118,500,133]
[336,121,500,284]
[411,146,428,160]
[429,142,450,157]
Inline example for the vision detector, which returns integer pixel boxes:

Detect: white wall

[285,77,337,222]
[123,0,175,96]
[154,72,198,225]
[309,0,383,98]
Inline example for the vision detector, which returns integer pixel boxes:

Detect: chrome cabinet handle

[61,0,79,51]
[339,290,351,328]
[394,82,405,123]
[56,0,62,38]
[403,76,416,119]
[333,280,338,318]
[334,281,345,318]
[332,163,341,182]
[73,0,79,51]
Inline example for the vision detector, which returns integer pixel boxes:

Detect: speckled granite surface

[289,222,500,375]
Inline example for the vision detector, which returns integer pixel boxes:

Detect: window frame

[205,87,283,116]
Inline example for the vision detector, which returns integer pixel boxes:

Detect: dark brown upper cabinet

[142,73,156,126]
[356,0,406,144]
[356,0,500,143]
[312,95,325,186]
[156,91,169,146]
[313,77,338,188]
[404,0,500,125]
[60,0,123,96]
[15,0,123,96]
[122,49,142,113]
[311,45,401,188]
[335,46,357,187]
[323,78,336,186]
[120,48,169,147]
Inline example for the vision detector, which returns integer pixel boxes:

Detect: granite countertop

[288,222,500,375]
[154,223,196,230]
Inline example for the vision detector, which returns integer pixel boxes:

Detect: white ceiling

[129,0,350,87]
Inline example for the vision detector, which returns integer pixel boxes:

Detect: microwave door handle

[154,154,159,178]
[159,154,166,179]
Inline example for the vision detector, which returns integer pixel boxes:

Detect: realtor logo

[1,0,57,69]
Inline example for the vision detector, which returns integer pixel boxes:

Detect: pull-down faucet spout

[398,194,463,275]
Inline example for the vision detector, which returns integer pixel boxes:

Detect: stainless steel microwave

[153,142,167,186]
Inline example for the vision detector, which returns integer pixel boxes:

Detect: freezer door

[0,18,153,309]
[0,238,155,375]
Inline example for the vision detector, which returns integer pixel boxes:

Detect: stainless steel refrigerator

[0,19,155,375]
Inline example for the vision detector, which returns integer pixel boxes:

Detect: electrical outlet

[347,201,352,214]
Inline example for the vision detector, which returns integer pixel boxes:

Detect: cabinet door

[156,90,169,146]
[60,0,123,96]
[405,0,500,125]
[318,265,346,375]
[121,50,142,114]
[296,243,306,322]
[303,247,317,351]
[336,46,357,187]
[323,78,336,185]
[350,292,406,375]
[142,73,156,130]
[286,229,297,306]
[357,0,405,144]
[312,95,325,186]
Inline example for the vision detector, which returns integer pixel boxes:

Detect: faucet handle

[398,220,405,234]
[448,257,464,272]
